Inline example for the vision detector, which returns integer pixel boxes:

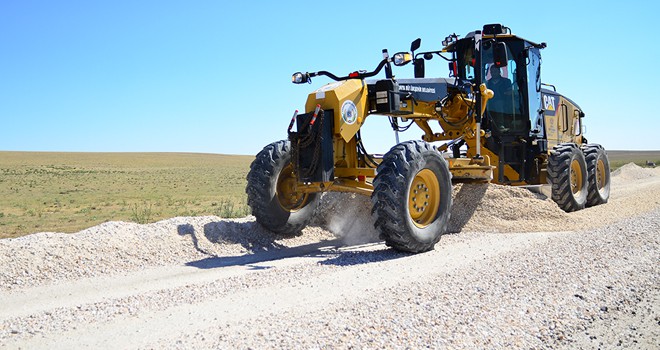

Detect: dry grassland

[607,150,660,169]
[0,152,252,238]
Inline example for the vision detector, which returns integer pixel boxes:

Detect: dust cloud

[313,193,380,245]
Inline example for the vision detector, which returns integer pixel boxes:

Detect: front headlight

[393,52,412,66]
[292,72,308,84]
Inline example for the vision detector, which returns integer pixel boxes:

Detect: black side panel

[367,78,454,114]
[374,79,400,114]
[395,78,453,103]
[294,109,334,183]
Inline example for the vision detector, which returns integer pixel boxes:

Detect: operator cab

[447,25,546,139]
[444,24,548,183]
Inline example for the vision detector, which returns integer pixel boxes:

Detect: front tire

[582,144,611,206]
[547,143,588,212]
[371,141,452,253]
[246,140,318,234]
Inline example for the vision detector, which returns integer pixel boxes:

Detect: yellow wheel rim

[276,163,307,211]
[596,158,606,191]
[408,169,441,228]
[570,159,584,195]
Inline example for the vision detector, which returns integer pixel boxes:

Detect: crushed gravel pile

[448,183,574,233]
[0,217,334,291]
[611,162,660,180]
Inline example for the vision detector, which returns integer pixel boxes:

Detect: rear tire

[582,144,611,206]
[371,141,452,253]
[246,140,318,234]
[547,143,588,212]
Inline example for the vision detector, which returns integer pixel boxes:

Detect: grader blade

[448,156,494,182]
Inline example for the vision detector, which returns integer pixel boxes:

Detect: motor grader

[246,24,611,253]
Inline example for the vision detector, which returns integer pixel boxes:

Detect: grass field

[0,152,253,238]
[1,150,658,239]
[606,150,660,170]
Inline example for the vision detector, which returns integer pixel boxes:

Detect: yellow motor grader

[246,24,610,253]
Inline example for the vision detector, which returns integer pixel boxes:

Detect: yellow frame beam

[295,178,373,196]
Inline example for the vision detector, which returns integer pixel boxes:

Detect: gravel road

[0,163,658,349]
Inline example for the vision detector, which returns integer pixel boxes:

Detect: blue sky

[1,0,658,155]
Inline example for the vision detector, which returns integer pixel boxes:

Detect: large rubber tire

[246,140,318,234]
[371,140,452,253]
[582,144,611,206]
[547,143,588,212]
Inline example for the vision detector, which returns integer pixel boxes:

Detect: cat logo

[543,95,556,111]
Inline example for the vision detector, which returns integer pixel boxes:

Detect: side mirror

[410,38,421,53]
[392,52,412,66]
[414,58,425,78]
[493,42,508,67]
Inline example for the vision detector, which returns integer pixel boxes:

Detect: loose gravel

[0,163,658,349]
[181,211,658,349]
[0,217,335,291]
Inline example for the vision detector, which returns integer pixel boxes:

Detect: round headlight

[292,72,307,84]
[393,52,412,66]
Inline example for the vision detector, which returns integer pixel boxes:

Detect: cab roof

[442,25,546,52]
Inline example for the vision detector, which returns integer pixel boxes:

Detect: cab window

[483,43,524,133]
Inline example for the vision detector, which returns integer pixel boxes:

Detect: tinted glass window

[482,42,525,133]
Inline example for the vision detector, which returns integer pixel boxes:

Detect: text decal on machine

[399,85,436,94]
